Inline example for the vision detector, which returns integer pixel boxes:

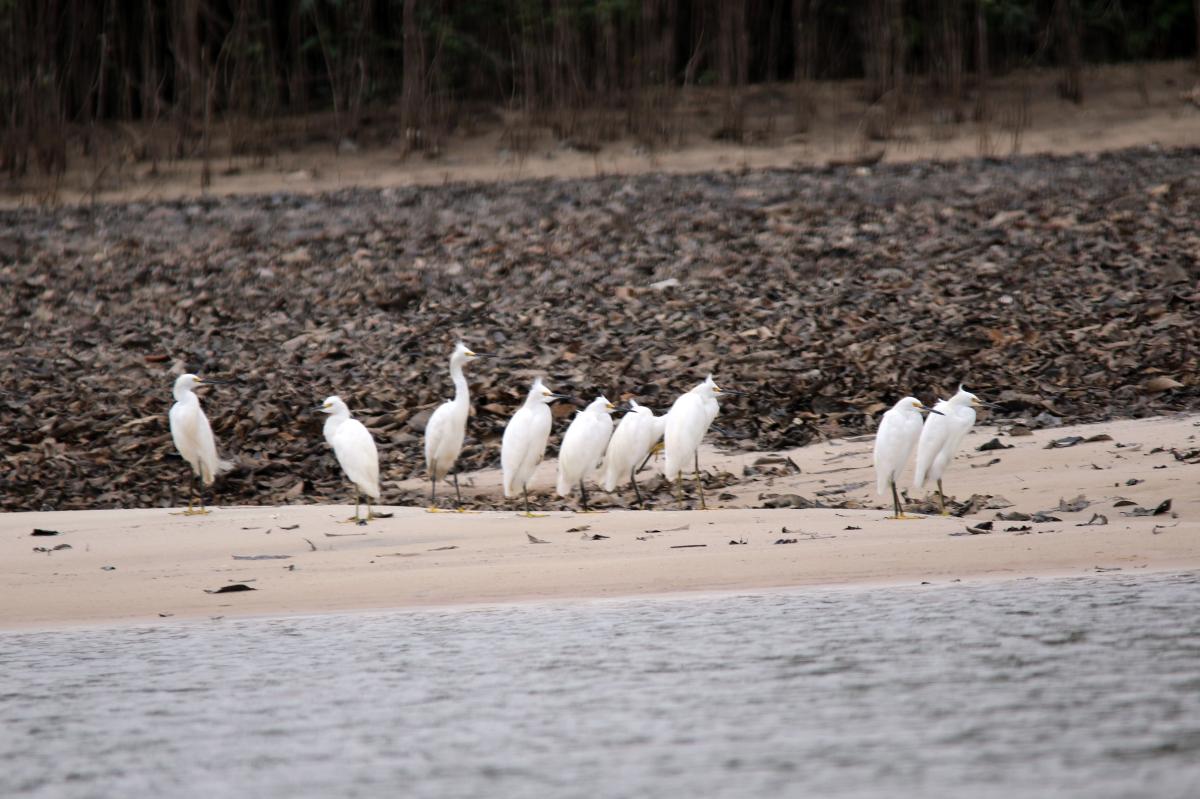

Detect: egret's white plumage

[169,373,232,514]
[556,396,616,504]
[913,386,983,514]
[602,399,665,494]
[501,378,558,513]
[873,397,931,518]
[663,374,723,507]
[873,397,928,495]
[423,341,478,508]
[321,395,381,521]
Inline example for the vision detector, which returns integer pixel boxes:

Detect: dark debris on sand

[1,147,1197,510]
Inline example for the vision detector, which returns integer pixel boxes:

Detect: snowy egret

[423,341,480,511]
[913,386,998,515]
[320,395,381,523]
[501,377,564,516]
[873,397,940,520]
[663,374,725,508]
[602,399,666,506]
[168,373,233,515]
[556,395,616,510]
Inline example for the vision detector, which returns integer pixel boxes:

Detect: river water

[3,572,1199,798]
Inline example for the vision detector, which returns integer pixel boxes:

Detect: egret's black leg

[937,479,947,516]
[890,481,903,520]
[675,473,684,507]
[430,475,437,509]
[631,466,644,508]
[524,484,531,516]
[453,473,462,507]
[694,452,707,510]
[580,480,589,511]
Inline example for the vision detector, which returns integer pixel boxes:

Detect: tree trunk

[863,0,905,102]
[792,0,815,81]
[940,0,963,104]
[288,2,306,112]
[1194,0,1199,73]
[400,0,425,146]
[974,0,988,120]
[1054,0,1083,103]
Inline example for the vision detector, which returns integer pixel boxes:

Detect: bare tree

[1054,0,1083,103]
[400,0,426,149]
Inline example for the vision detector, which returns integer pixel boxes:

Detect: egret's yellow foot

[519,511,548,518]
[426,506,444,514]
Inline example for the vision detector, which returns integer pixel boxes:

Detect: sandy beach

[4,413,1195,631]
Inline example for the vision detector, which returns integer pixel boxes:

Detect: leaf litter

[2,150,1197,511]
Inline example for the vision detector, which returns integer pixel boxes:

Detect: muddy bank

[0,146,1196,511]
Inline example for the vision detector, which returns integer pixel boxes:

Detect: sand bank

[2,414,1196,631]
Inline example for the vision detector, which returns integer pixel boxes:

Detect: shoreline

[4,566,1191,636]
[4,414,1196,633]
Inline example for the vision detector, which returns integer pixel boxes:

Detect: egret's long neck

[450,357,469,408]
[324,408,349,436]
[173,385,194,403]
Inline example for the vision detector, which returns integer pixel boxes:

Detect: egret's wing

[873,412,906,494]
[424,401,463,478]
[333,419,380,498]
[663,395,705,479]
[502,407,536,495]
[583,415,614,476]
[935,408,977,481]
[192,407,227,484]
[169,402,201,466]
[170,401,224,483]
[913,410,951,489]
[424,402,451,463]
[522,406,552,475]
[557,413,588,494]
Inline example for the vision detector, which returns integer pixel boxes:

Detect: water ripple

[2,573,1199,798]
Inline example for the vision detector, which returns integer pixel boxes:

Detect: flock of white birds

[168,341,991,522]
[168,342,733,521]
[872,388,999,520]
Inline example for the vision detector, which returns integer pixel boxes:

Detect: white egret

[556,395,616,510]
[501,377,563,516]
[873,397,939,520]
[602,399,665,506]
[169,373,233,515]
[663,374,725,508]
[320,395,381,523]
[423,341,480,511]
[913,386,998,515]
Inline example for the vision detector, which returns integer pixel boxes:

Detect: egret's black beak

[917,404,944,416]
[977,400,1004,410]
